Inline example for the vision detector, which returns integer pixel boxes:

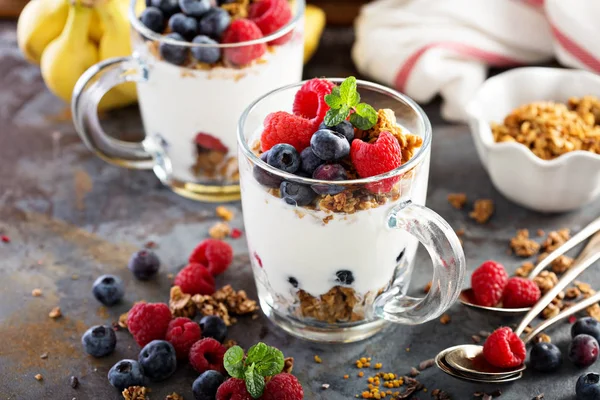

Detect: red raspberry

[292,78,335,124]
[262,373,304,400]
[189,239,233,276]
[249,0,292,45]
[174,263,216,295]
[230,228,242,239]
[260,111,316,152]
[165,317,202,360]
[502,277,541,308]
[222,19,266,66]
[216,378,253,400]
[483,327,526,368]
[350,131,402,193]
[470,260,509,307]
[195,132,228,153]
[127,302,172,347]
[189,337,227,374]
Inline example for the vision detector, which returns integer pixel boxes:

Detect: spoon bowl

[459,289,531,317]
[435,347,523,383]
[444,344,526,377]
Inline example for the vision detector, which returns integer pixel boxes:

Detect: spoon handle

[515,231,600,337]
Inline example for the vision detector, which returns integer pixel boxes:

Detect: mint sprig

[223,343,285,399]
[324,76,378,130]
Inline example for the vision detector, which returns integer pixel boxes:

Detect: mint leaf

[348,90,360,107]
[224,346,245,379]
[351,103,378,130]
[244,363,265,399]
[324,104,350,127]
[324,93,343,109]
[246,343,270,365]
[255,347,284,377]
[339,76,357,104]
[331,86,341,97]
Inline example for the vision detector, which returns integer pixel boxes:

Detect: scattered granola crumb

[34,374,43,381]
[431,388,451,400]
[1,235,10,243]
[118,311,129,329]
[418,359,434,371]
[32,288,43,297]
[165,393,183,400]
[169,286,196,318]
[550,255,574,274]
[542,229,570,252]
[565,287,581,299]
[40,352,48,359]
[456,228,465,236]
[537,229,545,237]
[344,374,349,379]
[469,199,494,224]
[510,229,540,257]
[191,284,258,326]
[321,384,330,390]
[447,193,467,209]
[314,355,322,363]
[216,206,234,221]
[515,261,534,277]
[532,394,544,400]
[122,386,149,400]
[283,357,294,374]
[208,222,231,239]
[167,273,174,280]
[439,314,451,325]
[534,271,559,294]
[534,333,551,343]
[423,281,432,293]
[542,303,560,319]
[224,339,238,350]
[70,376,79,389]
[49,307,62,319]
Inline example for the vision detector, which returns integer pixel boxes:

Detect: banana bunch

[17,0,138,111]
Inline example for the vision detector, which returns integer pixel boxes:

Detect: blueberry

[82,325,117,357]
[319,121,354,143]
[310,129,350,161]
[288,277,299,288]
[199,315,227,343]
[138,340,177,381]
[128,250,160,280]
[168,13,198,40]
[253,151,283,188]
[108,360,144,390]
[569,334,599,367]
[299,147,324,175]
[191,35,221,63]
[192,370,226,400]
[267,144,301,173]
[573,318,600,343]
[577,372,600,400]
[197,7,231,39]
[139,7,165,33]
[335,270,354,285]
[179,0,210,17]
[280,181,316,206]
[529,342,562,372]
[312,164,347,195]
[150,0,180,16]
[159,33,189,65]
[92,274,124,306]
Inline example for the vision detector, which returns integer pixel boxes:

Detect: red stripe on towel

[550,23,600,73]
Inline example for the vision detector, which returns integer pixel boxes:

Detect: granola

[191,285,258,326]
[209,222,231,239]
[533,271,558,294]
[169,286,196,318]
[447,193,467,209]
[510,229,540,257]
[297,286,380,323]
[515,261,534,277]
[469,199,494,224]
[542,229,571,252]
[122,386,149,400]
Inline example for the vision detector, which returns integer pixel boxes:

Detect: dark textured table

[1,20,599,400]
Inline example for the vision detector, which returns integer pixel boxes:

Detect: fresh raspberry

[262,373,304,400]
[174,263,216,295]
[127,302,172,347]
[230,228,242,239]
[189,337,227,374]
[292,78,335,125]
[350,131,402,193]
[165,317,202,360]
[249,0,292,45]
[483,327,526,368]
[502,277,541,308]
[216,378,253,400]
[222,19,266,66]
[195,132,228,153]
[189,239,233,276]
[260,111,317,152]
[470,260,509,307]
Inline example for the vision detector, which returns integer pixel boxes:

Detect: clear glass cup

[238,79,466,342]
[71,0,305,202]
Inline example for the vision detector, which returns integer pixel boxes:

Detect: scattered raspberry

[260,111,317,152]
[483,327,526,368]
[216,378,253,400]
[165,317,202,360]
[189,338,227,374]
[127,302,172,347]
[1,235,10,243]
[350,131,402,193]
[195,132,228,153]
[502,277,541,308]
[230,228,242,239]
[222,19,266,66]
[292,78,335,125]
[189,239,233,276]
[174,263,216,295]
[470,260,508,307]
[262,373,304,400]
[249,0,292,45]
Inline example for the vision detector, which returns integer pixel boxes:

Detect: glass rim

[237,78,433,186]
[128,0,305,49]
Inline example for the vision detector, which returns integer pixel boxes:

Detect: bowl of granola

[466,67,600,212]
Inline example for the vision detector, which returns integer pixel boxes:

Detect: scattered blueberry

[191,35,221,63]
[319,120,354,143]
[529,342,562,372]
[299,147,325,175]
[138,340,177,381]
[311,164,347,195]
[569,334,599,367]
[150,0,180,16]
[288,277,299,288]
[168,13,198,40]
[573,317,600,343]
[179,0,210,17]
[192,370,226,400]
[267,144,301,173]
[82,325,117,358]
[139,7,165,33]
[128,250,160,280]
[280,181,316,206]
[197,7,231,39]
[253,151,282,188]
[577,372,600,400]
[396,249,405,263]
[310,129,350,161]
[92,274,124,306]
[108,360,145,390]
[335,270,354,285]
[159,33,189,65]
[199,315,228,343]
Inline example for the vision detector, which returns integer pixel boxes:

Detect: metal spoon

[459,216,600,316]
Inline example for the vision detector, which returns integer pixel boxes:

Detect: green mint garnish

[244,363,265,398]
[224,345,245,379]
[324,76,377,130]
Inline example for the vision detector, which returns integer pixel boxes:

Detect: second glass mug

[72,0,305,202]
[238,79,466,342]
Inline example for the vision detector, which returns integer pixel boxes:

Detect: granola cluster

[188,284,259,326]
[191,151,239,182]
[297,286,382,324]
[122,386,149,400]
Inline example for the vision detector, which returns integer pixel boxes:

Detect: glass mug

[72,0,305,202]
[238,79,466,342]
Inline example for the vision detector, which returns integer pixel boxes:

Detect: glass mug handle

[374,200,466,324]
[71,56,153,169]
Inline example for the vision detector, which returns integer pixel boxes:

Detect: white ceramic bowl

[466,67,600,213]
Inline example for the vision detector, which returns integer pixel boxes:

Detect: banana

[17,0,69,65]
[303,5,326,64]
[89,9,105,43]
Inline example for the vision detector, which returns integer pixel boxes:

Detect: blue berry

[280,181,316,206]
[179,0,210,17]
[288,277,299,288]
[335,270,354,285]
[299,147,324,175]
[199,315,227,343]
[267,144,301,173]
[577,373,600,400]
[128,250,160,280]
[253,151,282,188]
[138,340,177,381]
[529,342,562,372]
[310,129,350,161]
[82,325,117,357]
[569,334,599,367]
[150,0,180,16]
[311,164,347,195]
[168,13,198,40]
[108,360,145,390]
[192,370,226,400]
[92,274,124,306]
[140,7,165,33]
[573,318,600,343]
[159,33,189,65]
[191,36,221,63]
[197,7,230,39]
[319,121,354,143]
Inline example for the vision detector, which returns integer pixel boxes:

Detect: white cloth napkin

[353,0,600,121]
